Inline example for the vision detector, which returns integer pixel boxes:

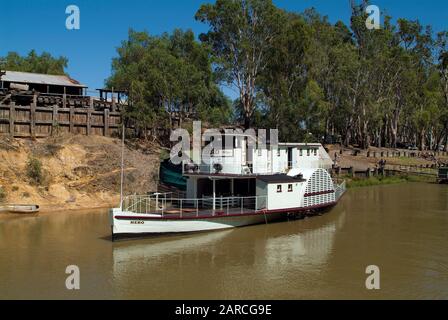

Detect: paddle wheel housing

[301,168,336,208]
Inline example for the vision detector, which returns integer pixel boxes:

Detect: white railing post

[180,199,183,218]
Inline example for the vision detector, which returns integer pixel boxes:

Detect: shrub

[159,149,170,161]
[0,186,6,203]
[45,143,62,156]
[26,157,44,185]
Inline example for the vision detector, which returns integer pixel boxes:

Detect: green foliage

[159,149,170,161]
[1,50,68,75]
[196,0,284,128]
[106,1,448,150]
[107,29,231,136]
[26,157,44,185]
[346,174,433,188]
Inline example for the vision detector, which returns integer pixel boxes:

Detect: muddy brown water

[1,183,448,299]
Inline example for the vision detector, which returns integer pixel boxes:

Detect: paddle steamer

[110,133,346,238]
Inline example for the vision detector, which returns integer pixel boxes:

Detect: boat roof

[257,174,306,184]
[278,143,321,148]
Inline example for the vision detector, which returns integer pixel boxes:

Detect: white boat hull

[110,209,286,237]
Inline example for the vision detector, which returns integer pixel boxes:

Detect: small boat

[3,204,40,214]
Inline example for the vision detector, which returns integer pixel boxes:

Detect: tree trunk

[242,93,252,129]
[445,130,448,152]
[390,109,400,148]
[420,128,426,151]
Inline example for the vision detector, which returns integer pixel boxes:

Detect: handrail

[121,194,268,218]
[334,180,346,200]
[183,162,282,175]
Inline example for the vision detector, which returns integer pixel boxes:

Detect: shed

[0,70,87,95]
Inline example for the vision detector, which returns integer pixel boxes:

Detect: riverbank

[0,134,161,213]
[1,137,444,213]
[326,144,448,172]
[345,174,435,188]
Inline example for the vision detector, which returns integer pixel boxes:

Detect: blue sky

[1,0,447,98]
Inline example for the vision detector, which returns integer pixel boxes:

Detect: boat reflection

[262,210,346,273]
[112,207,347,282]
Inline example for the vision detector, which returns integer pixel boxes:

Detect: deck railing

[121,194,268,218]
[182,162,289,176]
[334,180,346,200]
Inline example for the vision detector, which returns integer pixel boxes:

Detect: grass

[394,156,425,166]
[346,174,434,188]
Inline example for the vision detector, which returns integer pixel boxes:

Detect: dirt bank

[0,134,161,213]
[326,145,448,171]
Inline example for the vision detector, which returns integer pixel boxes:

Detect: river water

[1,183,448,300]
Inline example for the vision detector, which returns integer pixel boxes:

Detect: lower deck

[117,194,340,221]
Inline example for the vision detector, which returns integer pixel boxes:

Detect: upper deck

[183,142,332,177]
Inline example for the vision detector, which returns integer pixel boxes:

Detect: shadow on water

[110,206,347,299]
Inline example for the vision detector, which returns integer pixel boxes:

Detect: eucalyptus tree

[258,11,311,141]
[1,50,68,75]
[195,0,285,129]
[107,29,230,138]
[436,31,448,150]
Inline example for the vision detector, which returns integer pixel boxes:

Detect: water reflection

[111,207,347,299]
[113,230,234,274]
[263,210,346,270]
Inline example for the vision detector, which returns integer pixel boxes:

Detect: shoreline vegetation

[345,174,435,189]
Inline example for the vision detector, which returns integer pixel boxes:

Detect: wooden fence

[334,165,438,178]
[0,103,121,138]
[338,148,448,159]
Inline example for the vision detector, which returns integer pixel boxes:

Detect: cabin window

[299,149,303,156]
[314,149,318,156]
[277,185,282,193]
[277,149,281,157]
[307,149,310,156]
[288,184,293,192]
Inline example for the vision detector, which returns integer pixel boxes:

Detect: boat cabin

[182,134,337,213]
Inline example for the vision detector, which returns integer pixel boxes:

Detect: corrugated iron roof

[1,71,87,88]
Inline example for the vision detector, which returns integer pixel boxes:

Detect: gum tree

[196,0,284,129]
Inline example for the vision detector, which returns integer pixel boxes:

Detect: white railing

[121,194,268,218]
[334,180,346,200]
[183,162,285,176]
